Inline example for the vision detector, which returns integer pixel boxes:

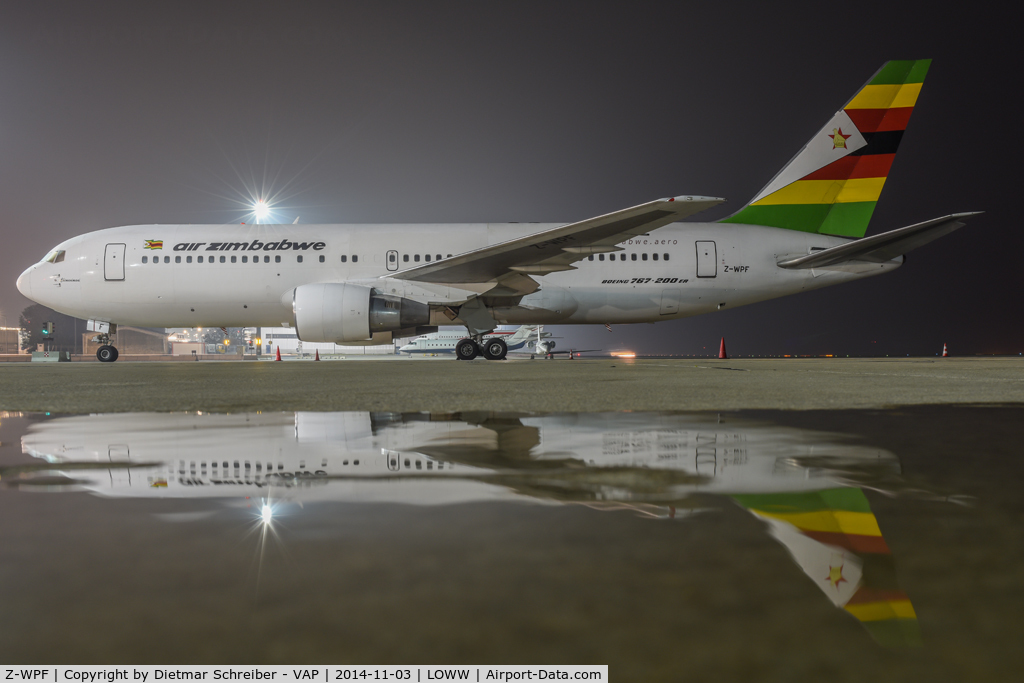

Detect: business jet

[17,59,978,362]
[399,324,547,356]
[17,410,921,645]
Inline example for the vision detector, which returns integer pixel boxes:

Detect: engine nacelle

[294,284,431,343]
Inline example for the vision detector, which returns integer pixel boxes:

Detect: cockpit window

[43,250,66,264]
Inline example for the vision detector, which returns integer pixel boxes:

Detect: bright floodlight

[261,503,273,524]
[253,199,271,222]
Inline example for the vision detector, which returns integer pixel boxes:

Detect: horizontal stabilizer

[777,212,981,269]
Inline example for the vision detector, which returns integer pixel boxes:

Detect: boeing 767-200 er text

[18,60,979,362]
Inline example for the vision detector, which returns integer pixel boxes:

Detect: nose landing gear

[89,323,119,362]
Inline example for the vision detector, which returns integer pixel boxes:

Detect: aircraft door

[659,289,681,315]
[104,243,126,281]
[695,447,717,476]
[384,449,401,471]
[386,250,398,272]
[109,444,131,486]
[695,241,716,278]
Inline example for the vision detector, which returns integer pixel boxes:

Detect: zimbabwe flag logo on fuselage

[144,240,164,250]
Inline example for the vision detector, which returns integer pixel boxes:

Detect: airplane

[15,410,925,645]
[399,324,549,356]
[16,59,979,362]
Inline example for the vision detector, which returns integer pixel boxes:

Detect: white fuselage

[16,221,902,331]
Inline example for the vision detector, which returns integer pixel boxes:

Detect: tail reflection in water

[17,411,932,646]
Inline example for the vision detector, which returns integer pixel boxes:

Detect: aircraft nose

[16,266,33,298]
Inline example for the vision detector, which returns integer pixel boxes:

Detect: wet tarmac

[1,357,1023,413]
[1,406,1022,680]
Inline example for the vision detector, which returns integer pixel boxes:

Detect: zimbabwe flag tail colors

[721,59,931,238]
[733,488,922,647]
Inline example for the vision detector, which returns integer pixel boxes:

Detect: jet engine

[293,283,430,343]
[536,340,556,354]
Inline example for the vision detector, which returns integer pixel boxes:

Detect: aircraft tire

[455,339,479,361]
[97,345,118,363]
[482,338,507,361]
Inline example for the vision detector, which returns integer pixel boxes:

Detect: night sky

[1,3,1018,356]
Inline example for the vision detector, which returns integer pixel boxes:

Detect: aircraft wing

[389,195,723,284]
[777,212,981,270]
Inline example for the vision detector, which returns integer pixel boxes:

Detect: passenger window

[447,254,452,258]
[403,254,409,262]
[164,256,170,263]
[319,255,325,263]
[664,253,669,261]
[642,253,648,261]
[436,254,442,261]
[652,253,658,261]
[264,255,270,263]
[588,255,594,261]
[219,255,226,263]
[425,254,431,262]
[414,254,420,262]
[353,459,359,465]
[620,254,626,261]
[175,256,181,263]
[631,253,637,261]
[142,256,148,263]
[242,255,247,263]
[342,255,348,263]
[275,255,281,263]
[187,256,192,263]
[231,255,237,263]
[297,255,303,263]
[352,255,358,262]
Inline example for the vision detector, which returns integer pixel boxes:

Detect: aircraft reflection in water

[20,411,921,646]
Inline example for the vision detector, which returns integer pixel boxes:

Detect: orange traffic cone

[275,347,282,361]
[314,349,320,361]
[942,343,948,357]
[718,337,728,359]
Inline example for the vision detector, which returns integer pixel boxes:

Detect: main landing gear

[456,336,507,361]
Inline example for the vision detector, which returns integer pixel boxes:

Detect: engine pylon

[718,337,728,360]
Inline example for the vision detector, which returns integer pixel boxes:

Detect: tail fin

[721,59,931,237]
[506,325,541,344]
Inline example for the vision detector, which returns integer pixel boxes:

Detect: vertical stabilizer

[721,59,931,237]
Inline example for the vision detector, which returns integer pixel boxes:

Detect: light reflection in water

[10,411,944,647]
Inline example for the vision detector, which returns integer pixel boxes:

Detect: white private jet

[17,59,978,362]
[399,325,548,356]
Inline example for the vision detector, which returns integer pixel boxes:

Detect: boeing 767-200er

[17,60,979,362]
